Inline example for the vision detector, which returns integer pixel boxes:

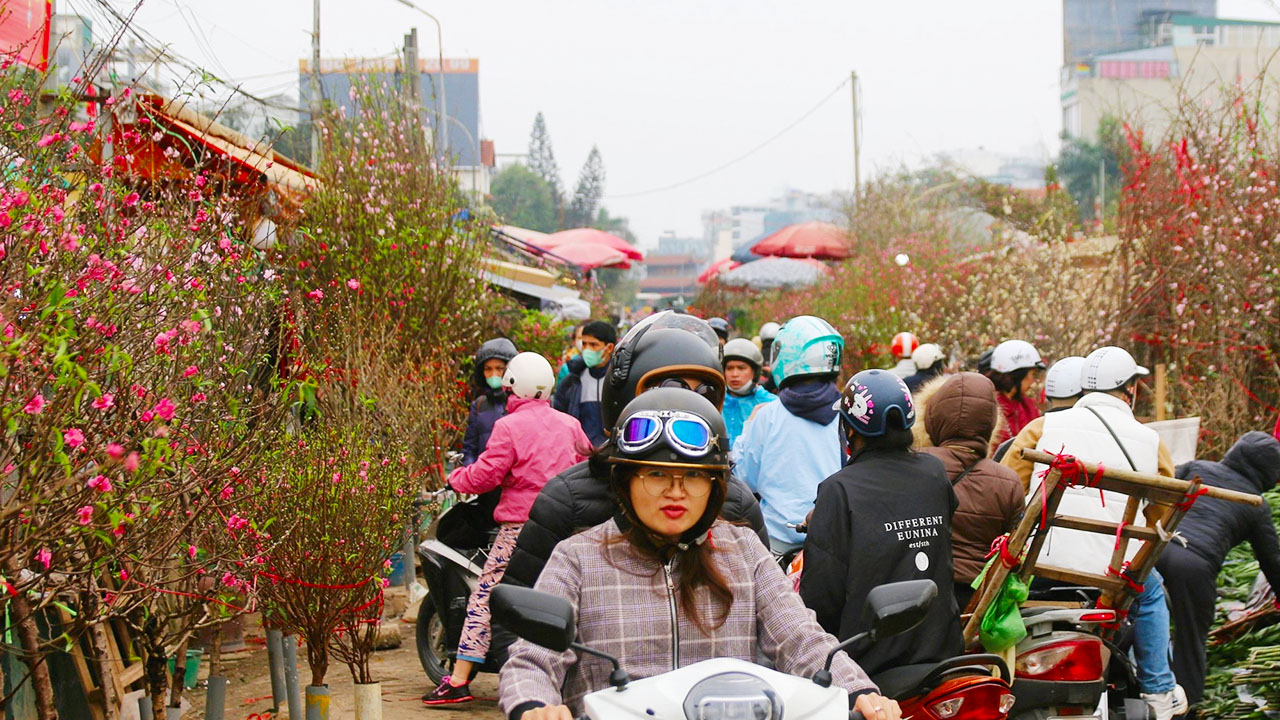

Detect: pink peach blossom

[22,394,45,414]
[93,393,114,410]
[76,506,94,524]
[63,428,85,448]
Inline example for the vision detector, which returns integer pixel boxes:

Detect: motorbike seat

[871,656,1005,698]
[869,663,939,698]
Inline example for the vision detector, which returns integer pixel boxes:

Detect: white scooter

[491,580,938,720]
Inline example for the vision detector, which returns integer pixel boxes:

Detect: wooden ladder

[962,448,1263,649]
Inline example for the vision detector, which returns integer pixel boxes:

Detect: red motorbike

[872,654,1016,720]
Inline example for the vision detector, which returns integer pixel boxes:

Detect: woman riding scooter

[499,388,899,720]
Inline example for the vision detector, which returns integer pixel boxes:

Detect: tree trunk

[142,623,169,720]
[167,637,189,708]
[2,557,58,720]
[88,620,121,720]
[305,630,327,688]
[207,625,223,679]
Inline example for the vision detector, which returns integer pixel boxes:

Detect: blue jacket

[462,395,507,466]
[551,357,608,448]
[723,385,777,449]
[732,399,843,548]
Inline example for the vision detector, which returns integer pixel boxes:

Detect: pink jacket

[447,396,591,523]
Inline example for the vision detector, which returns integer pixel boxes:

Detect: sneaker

[422,676,473,706]
[1141,685,1189,720]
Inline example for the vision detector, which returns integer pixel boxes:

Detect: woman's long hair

[987,367,1030,399]
[592,448,734,633]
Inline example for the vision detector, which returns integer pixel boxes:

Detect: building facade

[1062,14,1280,140]
[1063,0,1216,65]
[299,56,493,195]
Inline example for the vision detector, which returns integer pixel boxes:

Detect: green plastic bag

[978,572,1029,653]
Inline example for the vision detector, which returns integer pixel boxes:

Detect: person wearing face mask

[1000,346,1185,720]
[499,389,897,720]
[556,323,586,385]
[721,338,777,449]
[461,338,519,466]
[552,320,618,447]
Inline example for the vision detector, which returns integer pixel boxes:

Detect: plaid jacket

[498,519,877,718]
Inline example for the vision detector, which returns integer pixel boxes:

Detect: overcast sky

[84,0,1280,247]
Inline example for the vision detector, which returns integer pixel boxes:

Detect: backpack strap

[1084,405,1138,472]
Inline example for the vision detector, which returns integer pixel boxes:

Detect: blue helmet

[835,369,915,437]
[769,316,844,387]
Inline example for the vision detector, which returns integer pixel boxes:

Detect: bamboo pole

[1019,449,1261,506]
[1154,364,1167,422]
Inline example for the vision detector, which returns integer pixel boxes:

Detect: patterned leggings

[456,522,523,663]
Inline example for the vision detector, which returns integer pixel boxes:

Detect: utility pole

[851,70,861,207]
[403,28,420,103]
[310,0,321,166]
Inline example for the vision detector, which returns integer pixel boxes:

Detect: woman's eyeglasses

[636,467,714,498]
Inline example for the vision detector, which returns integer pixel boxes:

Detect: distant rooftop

[1169,15,1280,27]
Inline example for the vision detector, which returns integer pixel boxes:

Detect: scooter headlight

[683,672,782,720]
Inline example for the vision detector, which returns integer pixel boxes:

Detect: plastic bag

[979,572,1030,653]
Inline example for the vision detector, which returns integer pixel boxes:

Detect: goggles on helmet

[617,410,716,458]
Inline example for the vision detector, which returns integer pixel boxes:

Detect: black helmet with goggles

[605,387,729,470]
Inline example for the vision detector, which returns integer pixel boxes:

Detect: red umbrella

[541,228,645,261]
[544,241,631,270]
[749,222,850,260]
[697,258,740,284]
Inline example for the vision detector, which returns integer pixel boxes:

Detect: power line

[605,76,851,200]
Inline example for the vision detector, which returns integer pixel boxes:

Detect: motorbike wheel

[415,594,451,684]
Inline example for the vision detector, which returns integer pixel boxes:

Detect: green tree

[567,145,605,228]
[489,164,557,232]
[1057,115,1125,221]
[528,112,564,221]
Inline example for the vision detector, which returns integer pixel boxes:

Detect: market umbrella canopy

[544,241,631,270]
[717,256,830,290]
[697,258,740,284]
[541,227,645,261]
[749,221,851,260]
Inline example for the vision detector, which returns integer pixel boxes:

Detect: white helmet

[990,340,1046,374]
[911,343,946,371]
[1080,346,1149,392]
[723,338,765,370]
[501,352,556,400]
[759,322,781,341]
[1044,356,1086,399]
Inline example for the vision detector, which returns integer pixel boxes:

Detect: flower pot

[305,685,330,720]
[353,682,382,720]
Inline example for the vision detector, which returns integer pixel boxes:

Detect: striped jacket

[498,519,877,719]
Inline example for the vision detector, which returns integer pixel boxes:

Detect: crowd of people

[424,312,1280,720]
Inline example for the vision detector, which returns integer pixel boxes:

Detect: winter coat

[888,358,917,379]
[800,448,962,676]
[499,520,877,720]
[1002,392,1174,577]
[722,384,777,449]
[447,396,591,523]
[502,461,768,589]
[1170,432,1280,586]
[904,366,944,394]
[551,357,608,447]
[732,391,843,548]
[462,338,518,465]
[916,373,1025,585]
[995,393,1041,446]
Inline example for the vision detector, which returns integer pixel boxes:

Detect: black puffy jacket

[502,460,769,588]
[1172,431,1280,586]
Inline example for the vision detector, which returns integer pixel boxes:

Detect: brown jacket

[916,373,1025,584]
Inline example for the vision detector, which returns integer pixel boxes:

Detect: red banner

[0,0,51,71]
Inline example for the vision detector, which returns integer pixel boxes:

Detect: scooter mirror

[491,585,576,652]
[865,579,937,641]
